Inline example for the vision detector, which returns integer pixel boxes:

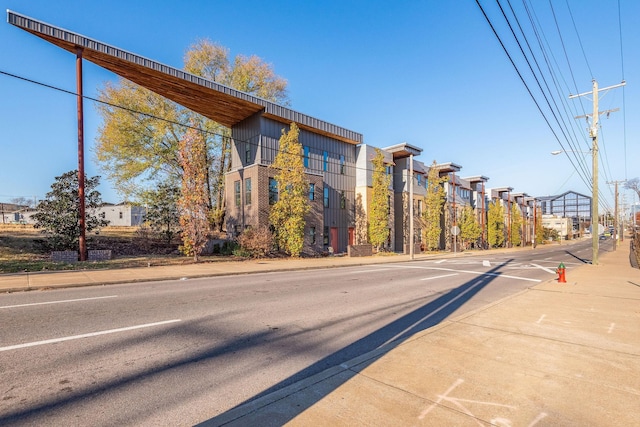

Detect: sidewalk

[202,246,640,426]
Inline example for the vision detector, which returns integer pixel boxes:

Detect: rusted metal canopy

[8,10,363,144]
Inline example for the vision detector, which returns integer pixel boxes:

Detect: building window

[339,155,345,174]
[245,178,252,205]
[304,146,310,168]
[323,226,329,245]
[309,183,315,201]
[387,194,391,215]
[340,191,346,209]
[245,143,251,164]
[323,186,329,208]
[269,178,278,205]
[386,165,393,176]
[323,151,328,171]
[310,226,316,244]
[234,180,241,207]
[417,174,422,186]
[119,212,123,219]
[418,199,423,214]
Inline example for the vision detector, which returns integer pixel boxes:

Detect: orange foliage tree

[178,126,210,261]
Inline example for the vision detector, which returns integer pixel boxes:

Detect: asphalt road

[0,239,612,426]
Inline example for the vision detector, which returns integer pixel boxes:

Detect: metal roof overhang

[8,10,363,145]
[382,142,423,159]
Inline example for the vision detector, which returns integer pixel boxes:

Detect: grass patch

[0,224,196,273]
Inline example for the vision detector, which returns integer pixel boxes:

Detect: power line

[617,0,628,179]
[565,0,593,79]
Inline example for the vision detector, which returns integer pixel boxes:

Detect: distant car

[599,235,608,240]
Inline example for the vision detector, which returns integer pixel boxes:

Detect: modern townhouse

[11,10,556,255]
[463,175,490,248]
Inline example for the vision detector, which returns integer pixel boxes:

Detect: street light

[551,148,598,264]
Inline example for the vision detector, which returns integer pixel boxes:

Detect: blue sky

[1,0,638,212]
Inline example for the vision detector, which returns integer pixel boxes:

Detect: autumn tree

[269,123,309,257]
[141,182,180,244]
[535,208,544,245]
[487,200,505,248]
[421,161,448,251]
[95,39,289,218]
[510,204,523,246]
[177,126,210,261]
[369,148,391,251]
[33,171,109,251]
[459,205,481,249]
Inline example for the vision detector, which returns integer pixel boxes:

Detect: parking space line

[420,273,459,281]
[0,295,118,309]
[0,319,181,352]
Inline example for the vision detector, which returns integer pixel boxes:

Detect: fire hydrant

[556,262,567,283]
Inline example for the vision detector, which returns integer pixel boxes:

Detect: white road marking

[0,319,181,352]
[536,314,546,324]
[0,295,118,309]
[608,323,616,334]
[531,263,557,274]
[345,268,394,274]
[420,273,459,281]
[482,260,491,267]
[386,264,542,283]
[434,259,447,264]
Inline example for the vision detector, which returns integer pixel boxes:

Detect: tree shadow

[198,260,514,426]
[0,260,513,425]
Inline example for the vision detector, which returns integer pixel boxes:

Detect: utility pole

[607,180,626,250]
[569,79,625,265]
[409,154,414,260]
[76,48,87,262]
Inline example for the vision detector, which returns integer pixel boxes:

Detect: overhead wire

[522,0,593,182]
[475,0,593,196]
[617,0,628,179]
[502,0,592,186]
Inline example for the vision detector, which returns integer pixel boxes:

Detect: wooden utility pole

[607,180,626,251]
[76,48,86,261]
[569,79,625,265]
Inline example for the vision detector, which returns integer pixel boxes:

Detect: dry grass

[0,225,199,273]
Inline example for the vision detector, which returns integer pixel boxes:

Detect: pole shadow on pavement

[199,260,515,426]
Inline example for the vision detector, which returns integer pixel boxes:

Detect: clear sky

[1,0,638,213]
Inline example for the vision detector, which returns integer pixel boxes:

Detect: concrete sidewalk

[204,247,640,426]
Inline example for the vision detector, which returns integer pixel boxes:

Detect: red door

[330,227,339,253]
[348,227,354,246]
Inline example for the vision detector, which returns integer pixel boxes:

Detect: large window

[340,191,346,209]
[269,178,278,205]
[323,186,329,208]
[323,151,328,172]
[323,226,329,245]
[310,226,316,245]
[339,155,345,174]
[245,143,251,164]
[309,183,315,201]
[304,146,310,168]
[245,178,252,205]
[234,180,241,207]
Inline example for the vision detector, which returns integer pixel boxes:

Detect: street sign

[451,225,460,236]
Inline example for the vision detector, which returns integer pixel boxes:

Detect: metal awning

[8,10,363,145]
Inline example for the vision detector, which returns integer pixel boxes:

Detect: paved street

[1,238,637,426]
